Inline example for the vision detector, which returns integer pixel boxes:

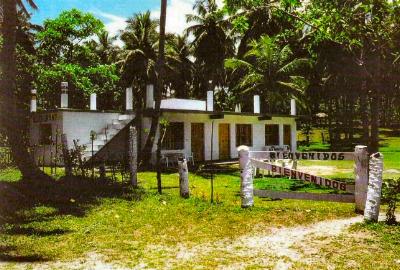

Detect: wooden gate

[191,123,204,161]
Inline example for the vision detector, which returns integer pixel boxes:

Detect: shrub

[382,178,400,225]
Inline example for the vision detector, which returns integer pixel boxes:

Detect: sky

[28,0,215,38]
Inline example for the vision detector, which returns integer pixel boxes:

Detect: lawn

[0,128,399,269]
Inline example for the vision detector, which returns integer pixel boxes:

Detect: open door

[191,123,204,161]
[219,123,230,160]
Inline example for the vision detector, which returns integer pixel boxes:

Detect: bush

[382,178,400,225]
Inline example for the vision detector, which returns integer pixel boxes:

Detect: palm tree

[186,0,234,96]
[225,35,311,114]
[94,30,118,64]
[165,35,194,98]
[119,12,160,164]
[0,0,50,180]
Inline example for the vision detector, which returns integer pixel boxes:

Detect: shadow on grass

[0,245,49,262]
[0,175,144,262]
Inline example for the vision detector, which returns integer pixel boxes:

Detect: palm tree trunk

[0,0,50,181]
[141,0,167,177]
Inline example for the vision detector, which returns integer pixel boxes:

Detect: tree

[35,9,121,110]
[186,0,234,97]
[225,35,311,113]
[165,35,194,98]
[0,0,50,180]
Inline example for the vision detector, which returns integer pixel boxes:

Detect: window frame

[162,122,184,150]
[236,124,253,147]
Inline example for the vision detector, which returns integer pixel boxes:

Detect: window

[39,124,52,145]
[236,124,252,146]
[265,124,279,145]
[284,125,291,146]
[162,122,184,150]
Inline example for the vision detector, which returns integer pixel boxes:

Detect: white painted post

[178,158,190,198]
[290,99,296,116]
[126,87,133,111]
[278,124,284,146]
[30,89,37,112]
[90,93,97,111]
[146,84,154,109]
[207,91,214,111]
[354,145,369,213]
[128,126,138,187]
[364,153,384,222]
[60,82,68,108]
[238,145,253,208]
[254,95,260,114]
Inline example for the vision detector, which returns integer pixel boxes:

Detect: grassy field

[0,128,399,269]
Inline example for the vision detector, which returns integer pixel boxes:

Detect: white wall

[161,98,206,111]
[62,111,120,147]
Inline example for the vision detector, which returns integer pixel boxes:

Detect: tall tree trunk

[141,0,167,166]
[360,80,369,144]
[0,0,50,181]
[140,0,167,172]
[370,56,381,153]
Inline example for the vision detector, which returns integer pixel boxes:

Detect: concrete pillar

[90,93,97,111]
[146,84,154,109]
[290,122,297,152]
[254,95,260,114]
[290,99,296,116]
[30,89,37,112]
[238,145,253,208]
[207,91,214,111]
[354,145,369,213]
[278,124,284,146]
[60,82,68,108]
[364,153,384,222]
[126,87,133,111]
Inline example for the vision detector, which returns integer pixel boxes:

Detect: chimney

[60,82,68,108]
[253,95,260,114]
[146,84,154,109]
[30,89,37,112]
[207,91,214,111]
[235,104,241,113]
[290,98,296,116]
[90,93,97,111]
[126,87,133,111]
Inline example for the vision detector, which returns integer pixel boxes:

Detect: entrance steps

[82,114,135,160]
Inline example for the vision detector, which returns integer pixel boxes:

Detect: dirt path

[1,216,365,270]
[157,216,364,269]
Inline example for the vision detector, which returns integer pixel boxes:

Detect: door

[284,125,291,147]
[219,123,230,160]
[191,123,205,161]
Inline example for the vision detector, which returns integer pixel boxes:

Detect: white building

[30,85,297,165]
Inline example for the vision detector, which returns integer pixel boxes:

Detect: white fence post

[354,145,369,213]
[238,145,253,208]
[364,153,384,222]
[178,158,190,198]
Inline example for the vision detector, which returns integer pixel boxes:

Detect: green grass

[0,169,357,268]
